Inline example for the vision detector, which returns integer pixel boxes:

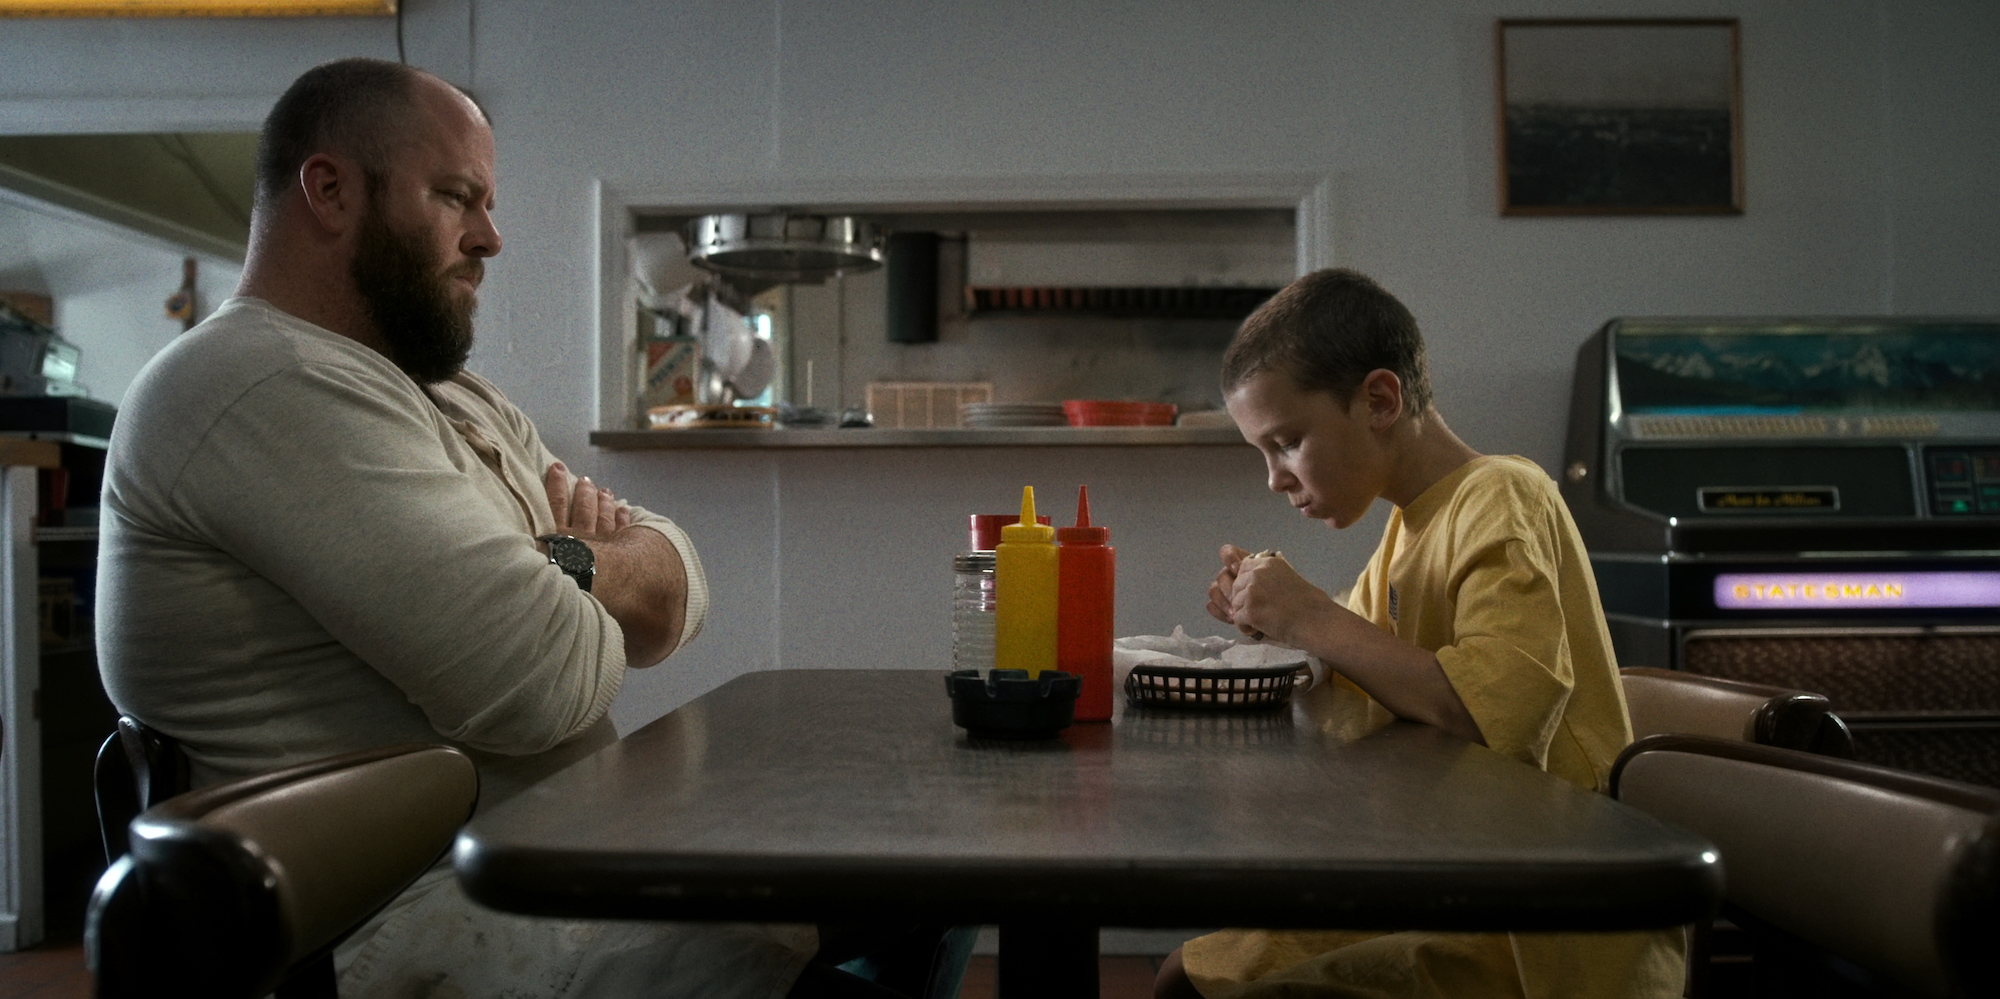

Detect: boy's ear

[1360,368,1405,429]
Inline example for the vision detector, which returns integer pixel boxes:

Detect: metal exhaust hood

[685,212,885,284]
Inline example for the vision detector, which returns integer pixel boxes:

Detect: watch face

[543,535,595,590]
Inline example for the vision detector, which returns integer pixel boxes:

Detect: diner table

[455,669,1721,998]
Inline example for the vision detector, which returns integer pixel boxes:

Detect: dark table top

[455,669,1719,930]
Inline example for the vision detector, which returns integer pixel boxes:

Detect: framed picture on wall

[1497,18,1743,215]
[0,0,392,14]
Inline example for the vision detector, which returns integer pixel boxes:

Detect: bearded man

[95,58,872,998]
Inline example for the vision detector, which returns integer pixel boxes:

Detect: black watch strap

[538,534,595,592]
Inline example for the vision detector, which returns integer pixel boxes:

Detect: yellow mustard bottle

[993,485,1059,677]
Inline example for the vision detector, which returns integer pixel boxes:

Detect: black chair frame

[93,715,189,865]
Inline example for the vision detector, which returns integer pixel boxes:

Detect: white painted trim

[0,97,268,137]
[592,178,633,432]
[0,467,44,952]
[590,172,1335,433]
[1295,174,1336,273]
[598,172,1329,216]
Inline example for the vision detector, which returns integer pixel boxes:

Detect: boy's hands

[1206,544,1256,631]
[1208,544,1343,646]
[1206,543,1485,745]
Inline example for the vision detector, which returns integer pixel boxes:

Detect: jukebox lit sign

[1714,571,2000,610]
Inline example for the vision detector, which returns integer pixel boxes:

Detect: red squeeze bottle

[1057,485,1115,721]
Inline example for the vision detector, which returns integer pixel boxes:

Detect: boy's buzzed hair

[1221,268,1434,416]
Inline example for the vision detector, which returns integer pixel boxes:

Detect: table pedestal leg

[996,924,1098,999]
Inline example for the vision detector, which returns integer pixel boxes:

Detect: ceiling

[0,132,255,259]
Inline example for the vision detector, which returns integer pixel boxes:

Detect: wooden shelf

[34,526,98,543]
[0,438,60,468]
[0,430,109,450]
[591,426,1247,449]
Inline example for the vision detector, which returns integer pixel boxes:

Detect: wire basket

[1123,662,1308,711]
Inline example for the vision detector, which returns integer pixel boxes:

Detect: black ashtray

[946,669,1080,740]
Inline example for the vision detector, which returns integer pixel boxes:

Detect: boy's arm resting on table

[1210,544,1485,744]
[1295,604,1486,745]
[543,462,693,668]
[1431,537,1579,769]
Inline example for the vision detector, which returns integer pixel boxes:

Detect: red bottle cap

[969,513,1050,551]
[1056,484,1109,545]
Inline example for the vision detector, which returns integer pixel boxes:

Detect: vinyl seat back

[86,742,478,999]
[1621,666,1854,755]
[1612,735,2000,998]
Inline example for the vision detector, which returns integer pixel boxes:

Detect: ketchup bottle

[1058,485,1115,720]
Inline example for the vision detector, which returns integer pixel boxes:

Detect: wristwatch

[538,534,595,592]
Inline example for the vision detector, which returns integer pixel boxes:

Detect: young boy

[1155,269,1683,999]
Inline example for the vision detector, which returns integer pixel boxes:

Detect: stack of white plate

[960,402,1069,428]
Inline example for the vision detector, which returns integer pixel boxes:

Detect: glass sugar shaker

[952,551,998,675]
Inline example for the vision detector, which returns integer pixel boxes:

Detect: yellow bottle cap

[1000,486,1055,544]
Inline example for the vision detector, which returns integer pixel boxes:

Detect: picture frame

[0,0,392,15]
[1497,18,1743,215]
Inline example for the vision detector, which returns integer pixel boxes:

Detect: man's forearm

[586,525,688,667]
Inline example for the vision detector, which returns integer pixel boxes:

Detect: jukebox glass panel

[1613,321,2000,414]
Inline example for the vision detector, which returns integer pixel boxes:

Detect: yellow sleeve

[1433,535,1575,770]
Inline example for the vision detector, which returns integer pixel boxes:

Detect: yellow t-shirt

[1183,455,1684,999]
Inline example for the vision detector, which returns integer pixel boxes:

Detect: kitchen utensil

[960,402,1068,428]
[699,299,755,380]
[646,404,779,430]
[699,363,732,405]
[1063,400,1178,427]
[778,404,831,427]
[628,232,698,298]
[1176,410,1238,429]
[729,337,776,399]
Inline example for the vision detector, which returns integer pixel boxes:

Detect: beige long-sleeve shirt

[97,296,708,805]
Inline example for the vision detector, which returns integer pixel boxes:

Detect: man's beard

[350,204,478,384]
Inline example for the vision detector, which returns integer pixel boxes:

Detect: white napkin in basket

[1113,626,1324,690]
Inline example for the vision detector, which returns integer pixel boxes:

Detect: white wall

[0,194,240,408]
[3,1,1996,730]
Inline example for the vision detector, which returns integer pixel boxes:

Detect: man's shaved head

[253,57,485,211]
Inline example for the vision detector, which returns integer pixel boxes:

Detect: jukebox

[1562,317,2000,786]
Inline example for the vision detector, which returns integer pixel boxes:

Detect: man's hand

[542,462,688,667]
[545,462,632,540]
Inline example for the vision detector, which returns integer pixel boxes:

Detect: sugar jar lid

[953,551,997,572]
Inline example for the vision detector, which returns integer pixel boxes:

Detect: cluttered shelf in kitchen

[591,426,1248,450]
